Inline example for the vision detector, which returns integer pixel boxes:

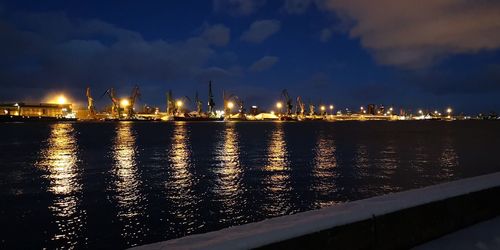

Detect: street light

[227,101,234,109]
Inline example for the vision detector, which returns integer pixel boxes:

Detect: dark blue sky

[1,0,500,113]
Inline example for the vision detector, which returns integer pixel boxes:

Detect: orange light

[56,95,67,105]
[121,99,130,107]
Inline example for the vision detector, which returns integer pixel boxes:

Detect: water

[0,121,499,249]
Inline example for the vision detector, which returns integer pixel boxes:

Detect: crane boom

[281,89,293,115]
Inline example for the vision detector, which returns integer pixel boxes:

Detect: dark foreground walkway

[414,216,500,250]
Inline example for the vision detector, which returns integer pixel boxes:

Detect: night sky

[1,0,500,113]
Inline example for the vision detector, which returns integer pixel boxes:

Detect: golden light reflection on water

[313,133,337,207]
[167,122,198,233]
[111,122,147,245]
[37,123,85,247]
[214,122,244,223]
[264,123,291,216]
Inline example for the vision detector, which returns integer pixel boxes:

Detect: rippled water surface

[1,121,499,248]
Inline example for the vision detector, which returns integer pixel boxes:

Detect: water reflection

[378,143,399,192]
[354,144,369,179]
[439,137,458,179]
[214,122,244,223]
[111,122,147,246]
[263,123,291,216]
[312,133,337,208]
[166,122,199,233]
[37,123,85,247]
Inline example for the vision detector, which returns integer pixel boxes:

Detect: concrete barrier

[132,172,500,250]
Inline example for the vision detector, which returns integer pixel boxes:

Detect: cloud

[249,56,279,72]
[283,0,312,14]
[323,0,500,68]
[213,0,266,16]
[320,28,332,42]
[0,11,227,102]
[241,19,281,43]
[201,24,231,46]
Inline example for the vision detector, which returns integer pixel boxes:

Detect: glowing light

[434,110,438,114]
[447,108,452,114]
[56,95,67,105]
[418,110,423,114]
[360,106,364,110]
[227,101,234,109]
[320,105,326,111]
[270,110,275,115]
[329,105,334,110]
[176,100,183,107]
[121,99,130,107]
[276,102,282,109]
[389,107,393,111]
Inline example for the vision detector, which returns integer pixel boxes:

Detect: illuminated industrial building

[1,102,74,118]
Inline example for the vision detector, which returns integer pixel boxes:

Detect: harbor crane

[281,89,293,115]
[86,87,96,118]
[127,85,140,118]
[208,81,215,116]
[296,96,305,117]
[103,88,120,118]
[309,101,316,116]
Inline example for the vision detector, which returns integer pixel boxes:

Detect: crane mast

[207,81,215,116]
[296,96,305,116]
[128,85,140,118]
[281,89,293,115]
[104,88,120,118]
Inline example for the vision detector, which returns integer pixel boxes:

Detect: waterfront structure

[1,102,74,118]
